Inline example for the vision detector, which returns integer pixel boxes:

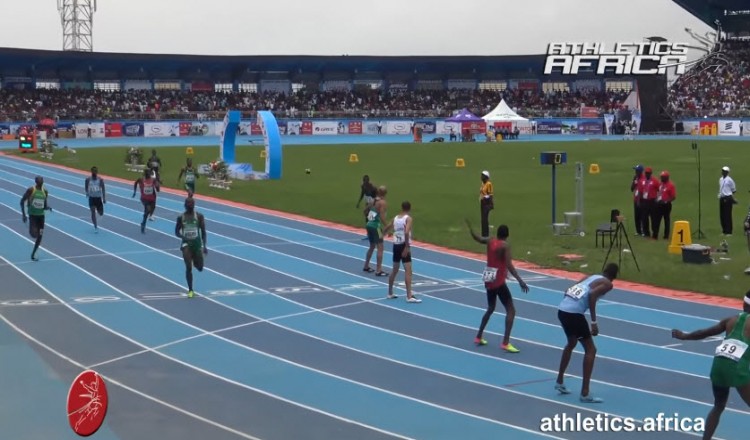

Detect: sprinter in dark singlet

[132,168,160,233]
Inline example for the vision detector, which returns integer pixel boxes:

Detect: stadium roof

[674,0,750,34]
[0,47,606,83]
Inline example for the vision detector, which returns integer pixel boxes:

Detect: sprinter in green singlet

[178,158,199,196]
[672,290,750,439]
[175,197,207,298]
[362,186,388,277]
[20,176,50,261]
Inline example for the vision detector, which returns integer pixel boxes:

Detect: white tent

[482,99,529,122]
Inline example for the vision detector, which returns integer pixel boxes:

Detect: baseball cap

[481,171,490,178]
[660,171,669,177]
[722,166,730,172]
[633,165,644,171]
[645,167,652,173]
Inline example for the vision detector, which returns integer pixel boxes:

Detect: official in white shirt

[719,166,737,236]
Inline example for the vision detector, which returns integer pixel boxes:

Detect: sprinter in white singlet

[384,201,421,303]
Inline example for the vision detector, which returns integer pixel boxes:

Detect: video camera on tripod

[602,209,641,272]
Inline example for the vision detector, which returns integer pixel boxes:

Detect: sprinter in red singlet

[466,219,529,353]
[132,168,160,233]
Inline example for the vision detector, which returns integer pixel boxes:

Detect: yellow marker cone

[668,220,692,254]
[455,158,465,168]
[186,147,194,156]
[589,163,600,174]
[349,154,359,163]
[260,149,267,158]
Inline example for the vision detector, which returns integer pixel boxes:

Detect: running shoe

[406,296,422,303]
[474,337,488,346]
[387,293,398,299]
[188,290,194,298]
[501,343,520,353]
[554,384,571,395]
[580,395,603,403]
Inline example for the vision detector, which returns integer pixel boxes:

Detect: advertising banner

[435,121,460,135]
[287,121,301,135]
[536,120,562,134]
[300,121,313,135]
[718,120,741,136]
[699,120,717,136]
[144,122,180,137]
[577,120,604,134]
[386,120,412,135]
[104,122,123,138]
[74,122,105,138]
[362,121,382,135]
[180,121,214,136]
[415,121,436,134]
[580,106,599,118]
[347,121,363,134]
[461,121,486,135]
[122,123,144,137]
[312,121,338,135]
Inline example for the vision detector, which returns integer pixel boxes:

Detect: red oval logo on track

[67,370,109,436]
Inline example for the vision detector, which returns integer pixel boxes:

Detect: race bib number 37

[565,285,585,300]
[482,267,497,283]
[715,339,748,362]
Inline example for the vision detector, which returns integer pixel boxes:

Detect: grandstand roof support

[57,0,97,52]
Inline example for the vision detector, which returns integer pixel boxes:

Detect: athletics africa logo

[67,370,109,436]
[543,42,696,75]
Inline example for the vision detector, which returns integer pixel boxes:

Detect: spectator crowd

[0,41,748,123]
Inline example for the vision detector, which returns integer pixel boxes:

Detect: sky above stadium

[2,0,712,57]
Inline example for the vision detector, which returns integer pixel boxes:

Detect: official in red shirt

[466,219,528,353]
[639,167,659,238]
[630,165,645,235]
[654,171,677,240]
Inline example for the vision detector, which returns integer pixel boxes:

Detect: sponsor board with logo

[699,120,718,136]
[312,121,338,135]
[74,123,105,138]
[718,120,741,136]
[104,122,122,138]
[386,121,412,135]
[144,122,180,137]
[347,121,363,134]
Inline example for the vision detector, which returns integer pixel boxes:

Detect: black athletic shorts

[487,284,512,307]
[89,197,104,212]
[29,214,45,232]
[558,310,592,340]
[392,243,412,263]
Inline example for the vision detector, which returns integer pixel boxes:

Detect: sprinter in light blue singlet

[555,263,618,404]
[84,166,106,231]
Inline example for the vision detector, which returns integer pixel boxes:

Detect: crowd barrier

[0,117,748,140]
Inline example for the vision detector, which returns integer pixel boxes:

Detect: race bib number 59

[715,339,748,362]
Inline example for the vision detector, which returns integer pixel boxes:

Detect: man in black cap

[630,165,645,236]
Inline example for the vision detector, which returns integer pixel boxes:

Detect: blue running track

[0,153,747,439]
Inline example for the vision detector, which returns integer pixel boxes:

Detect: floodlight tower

[58,0,97,52]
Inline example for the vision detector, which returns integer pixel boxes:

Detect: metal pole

[552,163,556,225]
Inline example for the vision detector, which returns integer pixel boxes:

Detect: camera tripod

[602,220,640,272]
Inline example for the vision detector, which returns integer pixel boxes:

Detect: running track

[0,153,747,440]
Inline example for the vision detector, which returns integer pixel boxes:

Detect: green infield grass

[7,139,750,299]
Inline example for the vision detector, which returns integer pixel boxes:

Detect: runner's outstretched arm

[672,319,729,340]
